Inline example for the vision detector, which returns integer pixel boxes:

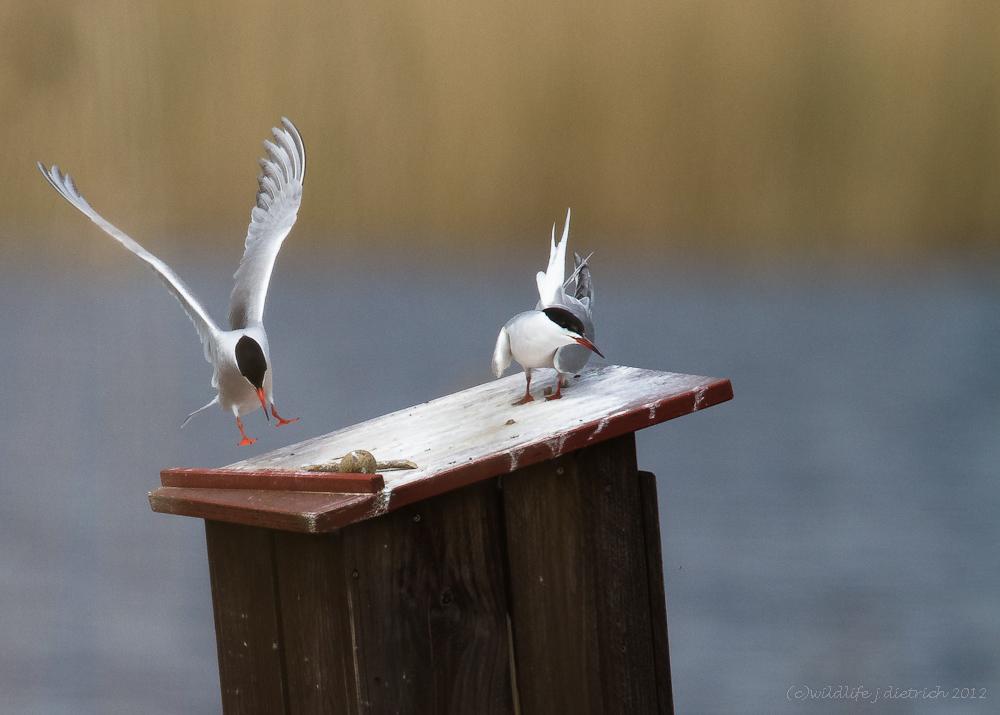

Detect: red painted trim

[160,468,384,494]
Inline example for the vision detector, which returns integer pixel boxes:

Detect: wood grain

[200,451,677,713]
[501,451,602,712]
[149,488,377,533]
[205,520,288,715]
[501,434,659,715]
[638,471,675,715]
[271,530,360,714]
[342,479,514,714]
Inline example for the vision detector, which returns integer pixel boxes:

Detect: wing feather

[572,251,594,312]
[492,327,512,377]
[535,207,571,307]
[37,162,221,364]
[228,117,306,329]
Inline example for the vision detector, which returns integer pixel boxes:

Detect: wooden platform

[149,363,734,714]
[149,365,732,533]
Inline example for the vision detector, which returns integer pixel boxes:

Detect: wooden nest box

[150,365,733,714]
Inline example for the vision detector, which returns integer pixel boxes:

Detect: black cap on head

[542,306,586,337]
[235,335,267,389]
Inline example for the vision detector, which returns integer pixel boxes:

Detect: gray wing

[37,162,221,364]
[572,251,594,312]
[544,251,594,327]
[552,252,595,374]
[228,118,305,330]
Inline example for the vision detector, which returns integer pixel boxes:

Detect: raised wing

[228,117,305,329]
[38,162,221,364]
[535,207,570,307]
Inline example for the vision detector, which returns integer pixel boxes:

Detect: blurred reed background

[5,0,1000,260]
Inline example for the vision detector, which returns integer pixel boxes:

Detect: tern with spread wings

[493,209,603,404]
[39,117,305,445]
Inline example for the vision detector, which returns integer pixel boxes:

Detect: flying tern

[39,117,305,445]
[493,209,602,404]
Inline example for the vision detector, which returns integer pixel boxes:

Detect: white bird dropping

[39,118,306,446]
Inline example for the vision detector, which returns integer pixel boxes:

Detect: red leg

[271,404,299,427]
[513,370,534,406]
[236,416,257,446]
[545,377,564,400]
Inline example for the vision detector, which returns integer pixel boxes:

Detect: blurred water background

[1,1,999,713]
[1,255,997,715]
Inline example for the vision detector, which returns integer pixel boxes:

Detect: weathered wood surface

[205,521,288,715]
[206,479,515,714]
[161,467,384,493]
[150,365,732,533]
[203,436,673,715]
[638,470,675,715]
[271,530,359,715]
[341,479,513,713]
[154,488,376,533]
[501,433,660,715]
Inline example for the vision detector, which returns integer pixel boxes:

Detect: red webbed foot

[513,371,534,405]
[271,405,299,427]
[236,417,257,446]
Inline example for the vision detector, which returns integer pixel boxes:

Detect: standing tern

[534,208,596,379]
[493,209,603,404]
[38,117,305,445]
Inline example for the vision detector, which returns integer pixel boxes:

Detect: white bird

[493,209,602,404]
[38,117,305,446]
[534,208,596,378]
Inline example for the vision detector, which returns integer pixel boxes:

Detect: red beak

[256,388,270,422]
[575,336,604,359]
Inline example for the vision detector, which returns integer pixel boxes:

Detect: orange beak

[575,336,604,359]
[256,388,270,422]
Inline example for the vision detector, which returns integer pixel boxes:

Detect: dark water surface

[0,253,996,714]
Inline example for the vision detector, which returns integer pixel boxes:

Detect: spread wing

[228,117,306,330]
[37,162,221,364]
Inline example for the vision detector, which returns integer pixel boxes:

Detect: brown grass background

[5,0,1000,260]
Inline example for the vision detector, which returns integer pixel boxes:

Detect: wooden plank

[230,366,730,485]
[161,467,384,493]
[205,520,288,715]
[500,448,602,713]
[502,434,658,715]
[151,366,733,532]
[272,531,360,715]
[638,471,675,715]
[149,488,377,533]
[342,479,514,714]
[587,434,658,714]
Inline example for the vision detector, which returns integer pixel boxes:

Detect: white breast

[504,310,572,370]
